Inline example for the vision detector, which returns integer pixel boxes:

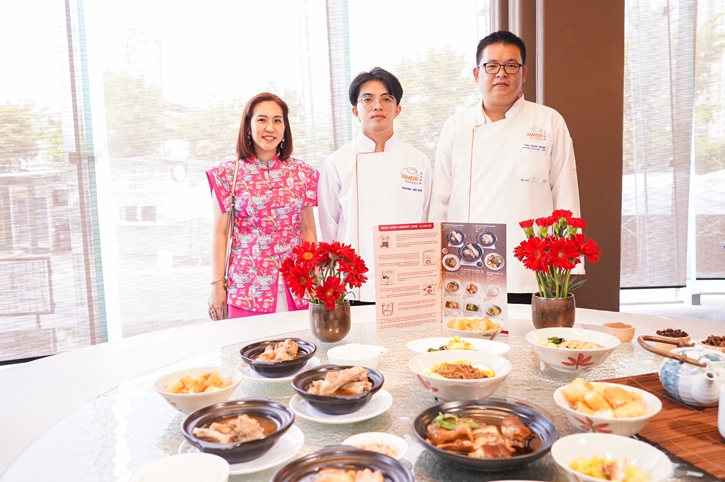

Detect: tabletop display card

[372,222,507,332]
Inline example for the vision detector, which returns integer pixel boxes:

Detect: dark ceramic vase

[531,294,576,329]
[309,301,351,342]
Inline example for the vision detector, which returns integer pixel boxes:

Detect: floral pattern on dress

[207,155,318,313]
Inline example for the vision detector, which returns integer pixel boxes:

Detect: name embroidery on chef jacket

[399,167,424,193]
[522,127,547,152]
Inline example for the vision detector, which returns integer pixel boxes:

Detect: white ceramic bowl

[551,433,673,482]
[408,350,511,401]
[130,453,230,482]
[526,327,620,372]
[154,366,243,414]
[442,320,505,340]
[326,344,388,370]
[341,432,408,460]
[553,381,662,437]
[406,337,510,356]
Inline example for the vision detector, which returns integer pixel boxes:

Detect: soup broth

[207,413,277,435]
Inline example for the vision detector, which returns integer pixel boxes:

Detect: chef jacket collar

[355,132,399,152]
[476,93,526,124]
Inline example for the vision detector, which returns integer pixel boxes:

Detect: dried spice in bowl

[656,328,689,338]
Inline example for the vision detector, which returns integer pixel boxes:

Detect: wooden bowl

[602,322,636,343]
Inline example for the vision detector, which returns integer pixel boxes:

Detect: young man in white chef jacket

[429,31,581,304]
[318,67,433,304]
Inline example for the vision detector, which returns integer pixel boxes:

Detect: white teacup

[719,384,725,439]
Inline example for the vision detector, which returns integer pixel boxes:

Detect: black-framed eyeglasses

[478,62,523,75]
[357,94,396,107]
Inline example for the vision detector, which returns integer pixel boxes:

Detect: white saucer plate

[236,357,321,383]
[179,424,304,475]
[289,389,393,424]
[341,432,408,460]
[406,337,510,356]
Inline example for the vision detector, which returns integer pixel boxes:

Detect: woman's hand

[208,283,228,320]
[209,195,231,321]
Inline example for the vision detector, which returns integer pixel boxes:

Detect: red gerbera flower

[568,217,587,230]
[519,219,535,229]
[513,236,549,271]
[548,237,579,270]
[285,263,314,298]
[572,233,601,263]
[315,277,346,310]
[551,209,573,221]
[515,209,599,298]
[292,241,322,266]
[339,257,369,288]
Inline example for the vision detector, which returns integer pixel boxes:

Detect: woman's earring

[279,137,285,150]
[247,133,252,146]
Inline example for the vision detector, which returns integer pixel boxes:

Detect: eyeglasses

[478,62,523,75]
[357,94,396,107]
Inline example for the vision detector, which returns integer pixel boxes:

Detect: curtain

[621,0,695,288]
[693,2,725,279]
[622,0,725,286]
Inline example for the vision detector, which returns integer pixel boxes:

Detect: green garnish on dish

[431,412,480,430]
[546,336,565,345]
[427,336,476,352]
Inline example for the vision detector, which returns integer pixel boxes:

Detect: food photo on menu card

[371,222,507,336]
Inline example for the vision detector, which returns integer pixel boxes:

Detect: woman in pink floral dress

[206,93,318,319]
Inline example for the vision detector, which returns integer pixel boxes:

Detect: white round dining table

[0,305,721,481]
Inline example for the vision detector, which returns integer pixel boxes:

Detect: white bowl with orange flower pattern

[408,350,511,401]
[526,327,620,372]
[553,381,662,437]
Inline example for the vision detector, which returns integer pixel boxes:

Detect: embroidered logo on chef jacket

[522,127,547,152]
[399,167,423,192]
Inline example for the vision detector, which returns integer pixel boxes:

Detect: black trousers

[507,293,533,305]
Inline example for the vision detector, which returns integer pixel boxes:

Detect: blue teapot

[639,335,725,407]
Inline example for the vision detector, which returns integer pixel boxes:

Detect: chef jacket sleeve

[548,114,581,218]
[421,154,433,222]
[549,114,585,274]
[318,156,342,242]
[429,119,454,222]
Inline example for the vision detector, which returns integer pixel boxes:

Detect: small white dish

[553,382,662,437]
[154,366,243,414]
[236,357,320,383]
[179,425,304,475]
[408,351,511,401]
[551,433,673,482]
[341,432,408,460]
[442,322,504,340]
[406,337,510,356]
[289,389,393,424]
[526,327,620,372]
[327,344,388,370]
[131,453,229,482]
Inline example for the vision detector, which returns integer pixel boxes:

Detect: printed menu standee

[372,222,507,332]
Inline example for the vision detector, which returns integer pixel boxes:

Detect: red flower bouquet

[513,209,601,298]
[280,241,369,310]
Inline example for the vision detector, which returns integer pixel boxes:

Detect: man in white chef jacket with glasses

[319,67,433,304]
[429,31,581,305]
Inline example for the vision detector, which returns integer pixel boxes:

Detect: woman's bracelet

[210,277,226,285]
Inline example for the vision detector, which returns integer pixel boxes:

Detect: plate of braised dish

[412,400,558,471]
